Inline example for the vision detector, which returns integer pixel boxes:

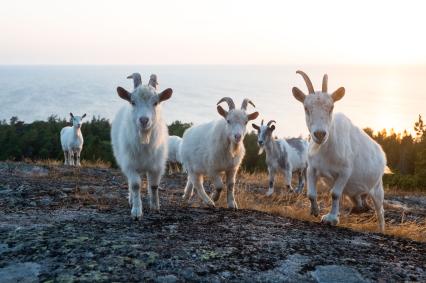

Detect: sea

[0,65,425,137]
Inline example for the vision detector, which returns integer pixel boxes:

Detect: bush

[0,114,425,192]
[0,117,194,168]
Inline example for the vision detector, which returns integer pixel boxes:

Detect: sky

[1,0,425,65]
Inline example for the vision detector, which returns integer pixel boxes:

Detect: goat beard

[229,139,242,157]
[139,129,152,144]
[258,147,264,155]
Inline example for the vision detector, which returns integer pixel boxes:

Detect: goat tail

[384,166,393,175]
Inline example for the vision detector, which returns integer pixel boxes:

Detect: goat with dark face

[292,70,387,232]
[252,120,308,196]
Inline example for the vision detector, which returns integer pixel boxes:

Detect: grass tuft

[210,171,426,242]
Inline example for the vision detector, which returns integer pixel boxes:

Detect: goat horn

[127,73,142,89]
[296,70,315,94]
[241,98,256,110]
[267,120,276,127]
[322,74,328,93]
[148,74,158,89]
[217,97,235,110]
[261,119,264,126]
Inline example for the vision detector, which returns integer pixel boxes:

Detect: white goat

[111,73,173,220]
[292,70,386,232]
[60,113,86,166]
[167,135,182,174]
[252,120,308,196]
[180,97,259,208]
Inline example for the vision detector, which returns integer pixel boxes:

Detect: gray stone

[39,197,52,206]
[0,243,9,254]
[62,187,74,193]
[0,262,41,283]
[155,274,178,283]
[22,166,49,177]
[254,254,312,282]
[220,271,232,278]
[311,265,369,283]
[180,268,197,280]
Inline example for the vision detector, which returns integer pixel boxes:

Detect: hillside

[0,162,425,282]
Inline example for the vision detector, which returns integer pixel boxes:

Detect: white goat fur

[167,135,182,173]
[253,120,308,196]
[181,98,259,208]
[111,73,172,220]
[60,113,86,166]
[293,71,386,232]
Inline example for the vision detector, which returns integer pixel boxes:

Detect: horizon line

[1,63,426,67]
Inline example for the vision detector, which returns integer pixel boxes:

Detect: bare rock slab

[0,262,41,283]
[311,265,369,283]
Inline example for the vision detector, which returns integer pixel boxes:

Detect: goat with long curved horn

[322,74,328,93]
[241,98,256,110]
[148,74,158,89]
[296,70,315,94]
[217,97,236,110]
[267,120,276,127]
[217,97,235,118]
[127,73,142,89]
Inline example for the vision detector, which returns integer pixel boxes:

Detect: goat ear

[70,112,74,118]
[270,125,276,132]
[252,123,260,130]
[82,113,86,118]
[117,87,131,102]
[292,87,306,103]
[247,111,259,121]
[217,105,227,118]
[331,87,345,102]
[159,88,173,102]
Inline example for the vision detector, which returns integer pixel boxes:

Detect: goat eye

[227,120,230,124]
[131,101,135,106]
[304,107,309,114]
[153,101,158,106]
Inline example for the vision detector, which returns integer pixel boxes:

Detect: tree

[414,114,426,142]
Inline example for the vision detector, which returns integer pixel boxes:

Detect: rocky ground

[0,161,425,282]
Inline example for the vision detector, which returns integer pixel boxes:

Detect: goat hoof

[131,206,143,220]
[321,213,339,226]
[228,201,238,210]
[211,191,221,202]
[265,190,274,197]
[150,206,160,212]
[206,201,216,208]
[149,203,160,211]
[310,207,319,217]
[350,206,370,214]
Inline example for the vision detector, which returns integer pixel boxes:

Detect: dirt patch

[0,162,425,282]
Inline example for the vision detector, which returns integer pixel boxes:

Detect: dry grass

[211,171,426,242]
[26,158,111,168]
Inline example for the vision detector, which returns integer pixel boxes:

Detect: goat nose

[313,131,326,141]
[258,140,263,145]
[234,134,242,142]
[139,117,149,127]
